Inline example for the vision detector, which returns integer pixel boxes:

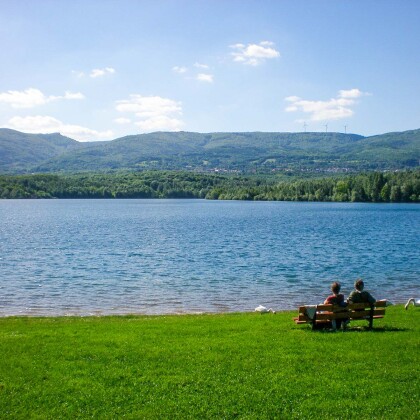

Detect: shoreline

[0,296,410,318]
[0,308,285,318]
[0,303,407,318]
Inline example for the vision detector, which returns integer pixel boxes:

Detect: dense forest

[0,170,418,202]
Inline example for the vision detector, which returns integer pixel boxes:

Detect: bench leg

[311,313,317,331]
[369,307,374,329]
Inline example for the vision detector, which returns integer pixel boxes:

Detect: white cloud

[172,66,188,74]
[116,94,184,132]
[90,67,115,78]
[0,88,47,108]
[230,41,280,66]
[260,41,275,47]
[231,43,245,49]
[194,62,209,69]
[135,116,184,132]
[173,63,214,83]
[72,67,115,78]
[116,95,182,117]
[196,73,214,83]
[114,117,131,125]
[285,89,370,121]
[338,88,368,99]
[5,115,113,141]
[62,91,85,100]
[0,88,85,109]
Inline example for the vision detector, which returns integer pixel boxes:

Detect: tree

[390,185,401,202]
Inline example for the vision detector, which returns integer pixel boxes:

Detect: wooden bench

[293,300,387,330]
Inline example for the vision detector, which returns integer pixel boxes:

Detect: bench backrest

[297,300,387,322]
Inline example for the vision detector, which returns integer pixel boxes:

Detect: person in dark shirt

[348,279,376,305]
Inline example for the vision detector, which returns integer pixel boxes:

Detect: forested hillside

[1,128,419,174]
[1,170,418,202]
[0,129,83,172]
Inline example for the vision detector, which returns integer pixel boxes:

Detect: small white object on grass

[254,305,276,314]
[405,298,420,310]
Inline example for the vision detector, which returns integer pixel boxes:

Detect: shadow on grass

[312,325,410,333]
[349,325,409,333]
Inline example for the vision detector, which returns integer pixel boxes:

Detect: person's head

[330,281,341,295]
[354,279,364,291]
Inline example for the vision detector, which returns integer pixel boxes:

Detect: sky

[0,0,419,141]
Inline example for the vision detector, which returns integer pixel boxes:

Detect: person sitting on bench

[324,281,348,329]
[324,281,346,306]
[348,279,376,305]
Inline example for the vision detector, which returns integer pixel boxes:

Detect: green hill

[0,128,419,174]
[0,129,83,172]
[348,129,420,167]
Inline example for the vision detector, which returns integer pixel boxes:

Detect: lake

[0,199,418,316]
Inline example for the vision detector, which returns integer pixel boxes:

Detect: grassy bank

[1,306,419,419]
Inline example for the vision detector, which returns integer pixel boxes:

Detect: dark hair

[355,279,364,291]
[331,281,341,294]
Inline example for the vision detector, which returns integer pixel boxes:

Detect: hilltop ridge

[0,128,419,174]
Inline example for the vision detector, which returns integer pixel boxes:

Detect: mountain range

[0,128,419,174]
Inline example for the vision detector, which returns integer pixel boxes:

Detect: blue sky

[0,0,419,141]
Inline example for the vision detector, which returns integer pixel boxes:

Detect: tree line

[0,170,418,202]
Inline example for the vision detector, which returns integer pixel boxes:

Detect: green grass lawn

[1,306,419,419]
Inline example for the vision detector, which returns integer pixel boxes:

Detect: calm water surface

[0,199,418,315]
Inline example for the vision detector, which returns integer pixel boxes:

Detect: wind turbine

[344,125,347,134]
[324,123,328,133]
[303,122,307,133]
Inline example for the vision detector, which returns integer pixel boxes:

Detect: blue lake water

[0,199,419,316]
